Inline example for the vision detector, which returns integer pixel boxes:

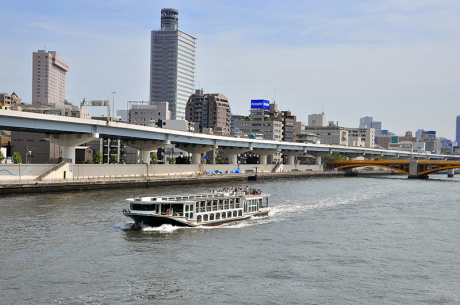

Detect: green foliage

[12,152,22,164]
[109,155,119,164]
[216,157,224,164]
[169,157,175,164]
[206,159,214,164]
[86,159,94,164]
[321,152,347,162]
[150,153,158,164]
[0,150,5,162]
[93,151,103,164]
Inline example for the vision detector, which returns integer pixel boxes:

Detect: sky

[1,0,459,139]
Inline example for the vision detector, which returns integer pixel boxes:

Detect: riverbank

[0,170,398,195]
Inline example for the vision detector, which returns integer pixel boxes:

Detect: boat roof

[127,190,269,203]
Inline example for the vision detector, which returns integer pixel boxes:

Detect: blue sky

[1,0,459,139]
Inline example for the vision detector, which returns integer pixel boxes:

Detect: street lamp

[39,77,47,114]
[111,92,116,120]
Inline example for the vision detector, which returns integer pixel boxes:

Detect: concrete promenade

[0,169,396,195]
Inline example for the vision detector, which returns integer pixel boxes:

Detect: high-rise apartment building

[186,89,231,134]
[150,8,196,120]
[32,50,69,106]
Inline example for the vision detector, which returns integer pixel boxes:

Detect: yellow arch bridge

[327,160,460,178]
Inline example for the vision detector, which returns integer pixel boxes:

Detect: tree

[109,155,119,164]
[321,152,347,162]
[93,151,103,164]
[0,150,5,162]
[169,156,175,164]
[12,152,22,164]
[150,153,158,164]
[216,157,224,164]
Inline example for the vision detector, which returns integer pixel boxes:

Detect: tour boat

[123,189,270,228]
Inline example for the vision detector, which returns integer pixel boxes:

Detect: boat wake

[142,224,182,233]
[111,222,135,231]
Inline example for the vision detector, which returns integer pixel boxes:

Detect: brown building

[375,136,393,148]
[186,89,231,135]
[0,92,23,110]
[399,131,417,143]
[281,111,296,142]
[11,131,62,164]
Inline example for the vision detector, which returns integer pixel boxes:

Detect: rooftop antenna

[44,45,46,51]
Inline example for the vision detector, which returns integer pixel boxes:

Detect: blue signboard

[251,99,269,110]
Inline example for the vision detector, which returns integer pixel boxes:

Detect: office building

[359,116,382,136]
[128,101,170,126]
[309,113,326,127]
[346,127,375,147]
[185,89,231,134]
[32,50,69,106]
[456,116,460,144]
[150,8,196,120]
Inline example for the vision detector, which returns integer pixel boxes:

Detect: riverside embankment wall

[0,163,322,181]
[0,170,352,195]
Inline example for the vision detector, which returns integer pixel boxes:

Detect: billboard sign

[251,99,269,110]
[391,136,399,144]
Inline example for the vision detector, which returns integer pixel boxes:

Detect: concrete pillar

[448,168,454,178]
[229,154,238,165]
[44,133,100,164]
[191,152,202,164]
[252,149,281,165]
[175,144,218,164]
[123,140,170,164]
[62,146,75,162]
[218,147,253,164]
[259,154,268,165]
[281,150,305,165]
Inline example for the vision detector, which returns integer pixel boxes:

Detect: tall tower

[456,115,460,144]
[150,8,196,120]
[32,50,69,107]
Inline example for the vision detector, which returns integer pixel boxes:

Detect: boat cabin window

[222,212,226,219]
[224,200,229,210]
[131,203,156,211]
[210,214,215,221]
[212,201,217,211]
[204,214,209,221]
[233,211,237,217]
[216,213,221,220]
[197,215,202,223]
[238,210,243,216]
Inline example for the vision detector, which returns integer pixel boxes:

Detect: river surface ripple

[1,175,459,304]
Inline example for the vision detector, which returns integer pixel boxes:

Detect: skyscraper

[456,115,460,144]
[150,8,196,120]
[32,50,69,106]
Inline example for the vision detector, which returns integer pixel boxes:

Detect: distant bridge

[327,160,460,178]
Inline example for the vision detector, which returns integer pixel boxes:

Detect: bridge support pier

[447,168,454,178]
[124,140,170,164]
[43,133,100,164]
[252,149,281,165]
[218,147,253,164]
[175,144,218,164]
[282,150,306,165]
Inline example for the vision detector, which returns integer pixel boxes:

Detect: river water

[1,175,459,304]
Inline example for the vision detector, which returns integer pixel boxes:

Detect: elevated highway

[1,110,457,164]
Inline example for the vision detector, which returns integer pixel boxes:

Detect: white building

[32,50,69,106]
[308,113,326,127]
[150,8,196,120]
[346,127,375,147]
